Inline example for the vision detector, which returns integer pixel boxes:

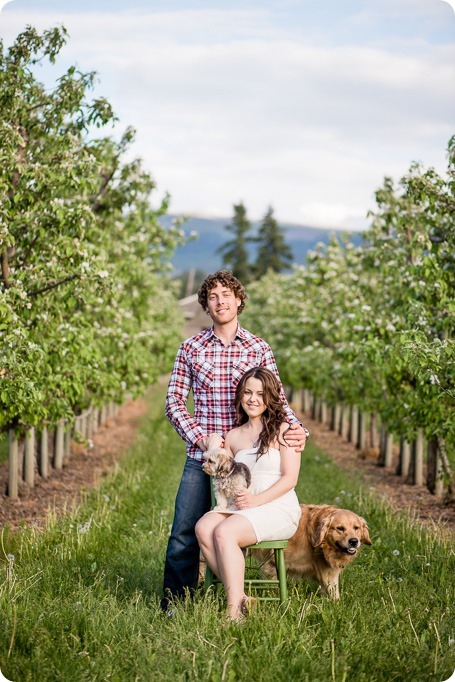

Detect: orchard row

[243,139,454,492]
[0,26,184,435]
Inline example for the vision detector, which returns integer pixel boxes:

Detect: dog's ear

[359,517,372,545]
[310,511,333,547]
[218,450,233,473]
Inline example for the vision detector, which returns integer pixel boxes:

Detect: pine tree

[254,206,293,277]
[217,201,253,282]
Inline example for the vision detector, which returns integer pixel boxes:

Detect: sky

[1,1,454,231]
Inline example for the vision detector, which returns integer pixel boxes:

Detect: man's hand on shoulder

[286,423,309,453]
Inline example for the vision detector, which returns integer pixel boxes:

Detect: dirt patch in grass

[0,399,148,530]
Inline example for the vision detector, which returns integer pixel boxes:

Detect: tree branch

[7,125,28,202]
[26,100,49,113]
[28,273,80,297]
[16,234,40,269]
[1,249,13,289]
[90,166,117,212]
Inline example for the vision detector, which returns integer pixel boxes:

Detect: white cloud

[297,203,368,231]
[1,5,453,229]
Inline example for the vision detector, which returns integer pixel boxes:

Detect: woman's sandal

[241,596,257,616]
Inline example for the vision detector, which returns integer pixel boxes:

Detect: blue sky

[1,0,454,230]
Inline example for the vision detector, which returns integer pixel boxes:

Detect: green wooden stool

[204,539,289,604]
[203,479,289,604]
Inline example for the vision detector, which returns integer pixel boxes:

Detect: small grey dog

[202,447,251,512]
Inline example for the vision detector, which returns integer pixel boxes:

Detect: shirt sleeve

[165,346,205,446]
[261,344,310,437]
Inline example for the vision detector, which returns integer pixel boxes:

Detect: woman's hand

[235,492,258,510]
[198,432,225,452]
[207,432,224,449]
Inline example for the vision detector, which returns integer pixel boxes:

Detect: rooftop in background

[179,293,210,338]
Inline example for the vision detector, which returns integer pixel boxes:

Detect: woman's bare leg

[213,515,257,620]
[195,512,230,578]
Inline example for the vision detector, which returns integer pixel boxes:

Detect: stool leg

[274,548,288,604]
[205,566,223,594]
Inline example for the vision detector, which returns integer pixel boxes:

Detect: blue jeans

[161,457,211,608]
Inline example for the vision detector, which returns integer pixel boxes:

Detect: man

[161,270,308,612]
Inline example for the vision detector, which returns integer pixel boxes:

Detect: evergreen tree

[254,206,293,277]
[217,202,252,282]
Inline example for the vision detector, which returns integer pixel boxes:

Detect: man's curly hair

[198,270,247,315]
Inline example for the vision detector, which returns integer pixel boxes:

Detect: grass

[0,382,454,681]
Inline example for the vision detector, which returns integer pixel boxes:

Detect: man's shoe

[161,595,177,617]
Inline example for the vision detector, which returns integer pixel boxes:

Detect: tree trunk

[64,426,71,461]
[357,412,367,451]
[8,429,19,499]
[39,427,49,479]
[320,401,327,425]
[54,420,65,470]
[427,440,444,496]
[378,424,386,465]
[312,396,319,421]
[24,428,35,487]
[396,438,411,478]
[331,404,341,432]
[340,404,349,439]
[349,405,359,445]
[437,437,454,498]
[384,432,393,467]
[407,429,424,486]
[369,412,378,450]
[302,389,311,414]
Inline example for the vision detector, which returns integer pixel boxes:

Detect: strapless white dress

[225,446,301,542]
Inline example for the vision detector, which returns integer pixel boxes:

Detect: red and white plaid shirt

[165,323,301,460]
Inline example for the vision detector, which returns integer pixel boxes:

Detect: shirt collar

[208,323,248,344]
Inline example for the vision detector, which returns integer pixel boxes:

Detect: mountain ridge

[160,214,364,274]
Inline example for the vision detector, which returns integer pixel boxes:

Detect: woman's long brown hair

[235,367,289,458]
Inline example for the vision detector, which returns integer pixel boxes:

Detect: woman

[195,367,302,622]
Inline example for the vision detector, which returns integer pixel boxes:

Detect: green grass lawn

[0,382,454,681]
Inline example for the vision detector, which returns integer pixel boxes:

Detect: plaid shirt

[165,323,302,461]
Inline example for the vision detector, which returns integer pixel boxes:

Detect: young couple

[162,270,309,621]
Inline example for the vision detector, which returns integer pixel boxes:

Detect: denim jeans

[161,457,211,608]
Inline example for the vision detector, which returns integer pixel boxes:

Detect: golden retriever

[258,504,372,599]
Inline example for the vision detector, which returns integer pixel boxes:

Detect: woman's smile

[241,377,266,417]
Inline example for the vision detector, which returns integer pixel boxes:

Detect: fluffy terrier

[202,447,251,512]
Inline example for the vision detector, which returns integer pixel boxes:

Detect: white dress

[226,446,301,543]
